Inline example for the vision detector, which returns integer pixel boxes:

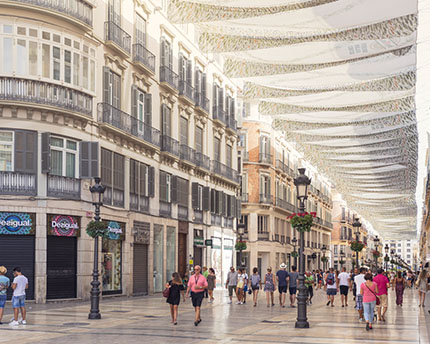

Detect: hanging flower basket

[339,260,346,265]
[235,241,247,251]
[321,256,328,263]
[291,251,299,258]
[384,256,390,262]
[350,240,365,252]
[86,220,109,239]
[290,214,313,232]
[372,250,380,258]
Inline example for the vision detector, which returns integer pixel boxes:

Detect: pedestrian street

[0,288,428,344]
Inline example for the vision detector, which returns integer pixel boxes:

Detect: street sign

[205,239,213,247]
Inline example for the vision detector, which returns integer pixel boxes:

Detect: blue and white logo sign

[107,221,123,240]
[0,212,35,235]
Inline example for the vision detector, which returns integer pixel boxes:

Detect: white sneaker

[227,300,232,304]
[239,302,244,305]
[9,320,19,326]
[359,318,364,322]
[236,301,241,304]
[21,320,26,325]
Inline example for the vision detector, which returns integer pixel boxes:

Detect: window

[0,131,13,171]
[136,15,146,46]
[260,135,270,155]
[130,159,149,197]
[407,243,411,247]
[214,137,221,161]
[226,145,232,168]
[334,245,338,254]
[42,44,50,78]
[260,174,271,196]
[101,148,125,207]
[177,177,189,207]
[407,249,411,252]
[64,50,72,83]
[397,249,401,253]
[257,215,269,233]
[160,39,173,69]
[180,117,188,145]
[104,68,121,108]
[108,0,121,24]
[195,127,203,153]
[407,254,411,258]
[161,105,172,136]
[397,243,401,247]
[73,52,80,86]
[17,40,28,74]
[50,137,78,178]
[3,38,13,73]
[159,171,171,203]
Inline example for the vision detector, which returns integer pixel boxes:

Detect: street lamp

[384,244,389,270]
[237,223,246,268]
[340,250,345,268]
[374,235,380,269]
[293,168,311,329]
[390,249,395,270]
[88,177,105,320]
[321,244,327,271]
[352,217,361,268]
[292,237,298,266]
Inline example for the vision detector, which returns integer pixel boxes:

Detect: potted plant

[372,250,380,258]
[321,256,328,263]
[290,214,313,232]
[291,251,299,258]
[86,220,108,239]
[235,241,247,251]
[350,240,365,252]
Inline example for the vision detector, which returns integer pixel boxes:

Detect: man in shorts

[276,263,289,307]
[289,266,299,307]
[186,265,208,326]
[10,267,28,326]
[354,267,367,322]
[225,266,238,304]
[0,266,10,324]
[338,267,350,307]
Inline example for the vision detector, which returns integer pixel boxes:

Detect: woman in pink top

[360,273,379,331]
[186,265,208,326]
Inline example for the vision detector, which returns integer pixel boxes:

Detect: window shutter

[228,195,233,218]
[160,38,166,67]
[14,130,37,173]
[194,67,199,93]
[159,171,166,201]
[179,53,184,80]
[212,84,217,115]
[202,73,207,97]
[131,85,137,118]
[231,99,235,119]
[41,132,51,173]
[144,93,152,126]
[186,59,192,85]
[80,141,99,179]
[171,175,178,203]
[267,137,271,155]
[148,166,155,197]
[218,88,223,110]
[210,189,215,213]
[236,198,241,219]
[268,177,271,198]
[202,186,210,211]
[103,66,110,103]
[215,190,221,214]
[259,136,263,155]
[192,182,199,210]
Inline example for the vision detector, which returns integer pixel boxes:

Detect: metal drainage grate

[110,310,130,313]
[63,322,90,326]
[261,320,281,323]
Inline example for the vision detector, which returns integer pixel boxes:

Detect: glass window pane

[66,140,77,150]
[64,50,71,83]
[50,137,63,148]
[3,25,13,34]
[90,60,95,92]
[17,40,28,75]
[51,150,63,176]
[53,34,61,43]
[82,57,88,89]
[29,41,38,76]
[64,38,72,46]
[53,47,61,80]
[73,53,80,86]
[66,152,75,178]
[17,27,26,35]
[0,131,13,142]
[42,44,50,78]
[42,31,50,40]
[3,38,13,74]
[29,29,37,38]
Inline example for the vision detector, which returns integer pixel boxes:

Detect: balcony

[0,77,92,117]
[104,21,131,56]
[160,66,179,91]
[323,220,333,229]
[178,79,194,102]
[210,160,239,184]
[259,194,273,204]
[258,232,270,241]
[211,213,222,226]
[194,152,210,171]
[225,217,233,228]
[0,172,36,196]
[179,144,196,165]
[178,205,188,220]
[259,153,272,165]
[274,234,280,242]
[161,135,180,157]
[130,194,149,213]
[241,193,249,202]
[47,175,80,200]
[194,92,210,114]
[98,103,160,148]
[242,151,249,162]
[275,197,296,212]
[194,210,203,224]
[159,201,171,217]
[276,159,287,173]
[227,116,237,131]
[4,0,93,28]
[132,43,155,74]
[213,105,226,125]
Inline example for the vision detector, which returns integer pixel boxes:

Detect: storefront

[177,221,188,278]
[165,226,176,282]
[132,221,150,295]
[222,238,234,285]
[193,229,204,267]
[153,224,164,292]
[211,236,222,286]
[102,220,125,295]
[0,212,35,299]
[47,214,79,299]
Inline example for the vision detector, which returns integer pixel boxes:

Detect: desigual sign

[0,212,35,235]
[48,215,80,237]
[105,220,125,240]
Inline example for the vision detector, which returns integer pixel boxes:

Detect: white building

[384,239,419,270]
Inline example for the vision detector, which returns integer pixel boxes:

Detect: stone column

[34,208,47,303]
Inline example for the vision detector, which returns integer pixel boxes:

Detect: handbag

[163,286,170,298]
[365,283,380,305]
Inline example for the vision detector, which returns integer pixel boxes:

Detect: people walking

[207,268,216,303]
[338,267,350,307]
[166,272,186,325]
[225,267,238,304]
[393,271,406,306]
[263,267,276,307]
[351,267,359,301]
[289,266,299,307]
[186,265,208,326]
[242,268,249,304]
[236,268,246,305]
[202,266,209,299]
[354,267,367,322]
[0,266,10,325]
[276,263,289,308]
[416,269,428,307]
[325,268,338,307]
[361,272,379,331]
[250,267,261,307]
[10,267,28,326]
[373,268,390,321]
[305,271,314,305]
[316,270,323,290]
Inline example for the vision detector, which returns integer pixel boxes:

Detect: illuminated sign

[48,215,80,237]
[0,212,35,235]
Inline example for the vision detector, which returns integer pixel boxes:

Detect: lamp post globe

[293,168,311,329]
[88,177,105,320]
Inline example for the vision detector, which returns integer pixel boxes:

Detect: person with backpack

[250,267,261,307]
[324,268,339,307]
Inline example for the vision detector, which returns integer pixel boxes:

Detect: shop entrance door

[47,236,77,299]
[0,236,35,300]
[178,233,187,278]
[194,246,203,266]
[133,244,148,295]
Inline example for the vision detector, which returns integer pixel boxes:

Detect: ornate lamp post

[292,237,298,266]
[373,235,380,269]
[384,244,389,270]
[237,223,246,268]
[321,244,327,271]
[390,249,395,270]
[293,168,311,329]
[88,177,105,320]
[340,250,345,268]
[352,217,361,268]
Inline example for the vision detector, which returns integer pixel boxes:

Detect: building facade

[384,239,419,270]
[238,111,333,275]
[0,0,241,302]
[419,134,430,267]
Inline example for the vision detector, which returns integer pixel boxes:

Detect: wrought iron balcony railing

[132,43,155,73]
[0,172,36,196]
[47,175,80,200]
[275,197,296,212]
[98,103,160,147]
[105,21,131,54]
[130,194,149,213]
[159,200,171,217]
[178,79,194,101]
[0,77,92,116]
[194,152,210,171]
[180,144,196,164]
[178,205,188,220]
[259,194,273,204]
[161,135,180,157]
[210,160,239,183]
[160,66,179,90]
[194,92,210,113]
[259,153,272,164]
[213,105,226,124]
